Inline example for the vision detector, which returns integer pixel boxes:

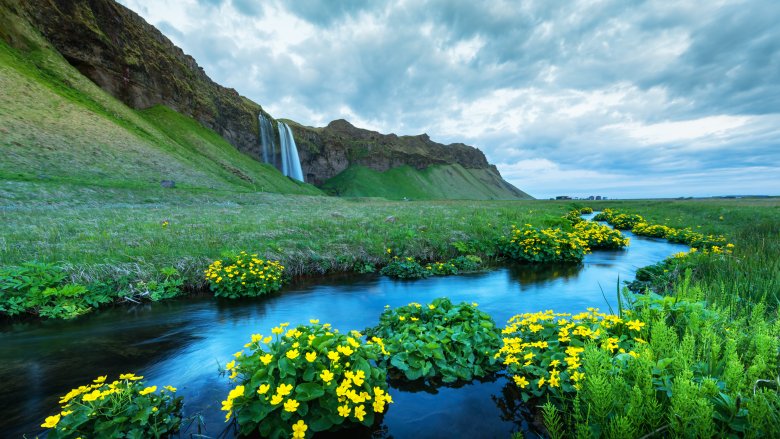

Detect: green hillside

[0,8,320,195]
[321,164,532,200]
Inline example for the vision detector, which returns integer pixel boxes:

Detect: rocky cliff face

[289,119,501,186]
[4,0,264,157]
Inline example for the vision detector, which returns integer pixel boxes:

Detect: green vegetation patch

[321,164,530,200]
[365,298,502,384]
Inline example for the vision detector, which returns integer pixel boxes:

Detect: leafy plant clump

[572,221,629,250]
[380,257,431,279]
[579,207,594,214]
[223,321,392,438]
[499,224,589,263]
[365,298,502,384]
[205,251,286,298]
[41,373,183,438]
[498,308,647,403]
[0,262,110,319]
[380,255,483,280]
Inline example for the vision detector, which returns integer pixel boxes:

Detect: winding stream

[1,223,688,437]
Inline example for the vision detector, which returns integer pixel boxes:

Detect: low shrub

[41,373,183,438]
[365,298,502,384]
[380,257,431,279]
[205,251,285,298]
[223,321,392,438]
[563,209,585,224]
[499,225,589,263]
[450,255,482,272]
[424,260,458,276]
[631,222,672,238]
[572,221,629,250]
[580,207,594,214]
[0,262,110,319]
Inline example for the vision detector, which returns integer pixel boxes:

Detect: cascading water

[278,122,304,182]
[257,114,304,182]
[258,114,277,168]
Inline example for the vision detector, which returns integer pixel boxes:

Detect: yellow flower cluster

[572,221,630,249]
[505,224,590,263]
[42,373,180,433]
[499,308,646,398]
[223,321,392,437]
[204,251,285,298]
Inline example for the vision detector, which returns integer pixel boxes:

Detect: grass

[321,164,531,200]
[0,181,571,286]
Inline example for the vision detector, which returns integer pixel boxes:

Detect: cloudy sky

[118,0,779,199]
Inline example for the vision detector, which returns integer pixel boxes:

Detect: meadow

[2,183,779,437]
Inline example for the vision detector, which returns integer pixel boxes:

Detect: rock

[385,216,396,223]
[289,119,495,186]
[160,180,175,188]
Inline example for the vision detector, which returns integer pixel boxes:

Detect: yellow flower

[120,373,143,381]
[284,398,300,412]
[310,319,320,324]
[338,404,351,417]
[164,385,177,392]
[260,354,273,365]
[351,370,366,386]
[292,420,308,439]
[60,410,73,417]
[513,375,529,388]
[139,385,157,396]
[571,371,585,382]
[272,326,284,335]
[354,404,366,421]
[287,349,300,360]
[270,394,284,405]
[277,383,293,396]
[93,375,107,384]
[328,351,340,362]
[257,384,270,394]
[626,320,646,331]
[387,248,392,254]
[337,345,354,356]
[305,351,317,362]
[82,389,103,402]
[41,414,61,428]
[320,369,334,383]
[537,377,546,388]
[225,360,236,370]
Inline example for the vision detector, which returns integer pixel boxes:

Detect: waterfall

[258,114,276,168]
[277,122,304,182]
[257,114,304,182]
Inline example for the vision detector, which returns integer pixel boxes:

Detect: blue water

[0,227,687,437]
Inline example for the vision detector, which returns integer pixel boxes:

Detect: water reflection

[0,232,688,437]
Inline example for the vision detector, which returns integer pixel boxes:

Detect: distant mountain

[0,0,532,200]
[290,119,531,200]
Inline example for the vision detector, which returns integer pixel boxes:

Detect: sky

[117,0,780,199]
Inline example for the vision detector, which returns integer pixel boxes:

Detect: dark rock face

[11,0,263,158]
[290,119,498,186]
